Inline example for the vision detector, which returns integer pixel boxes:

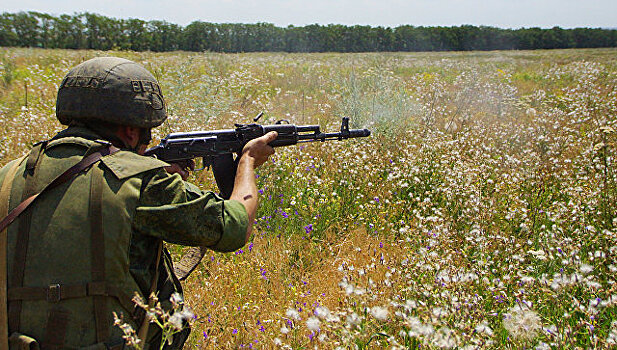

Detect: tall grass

[1,47,616,349]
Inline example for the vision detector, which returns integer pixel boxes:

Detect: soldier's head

[56,57,167,152]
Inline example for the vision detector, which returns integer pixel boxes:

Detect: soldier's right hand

[241,131,277,168]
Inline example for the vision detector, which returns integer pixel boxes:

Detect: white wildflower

[286,308,301,321]
[544,324,557,336]
[346,312,361,327]
[404,299,418,311]
[406,316,424,337]
[314,306,330,319]
[345,284,354,295]
[318,333,328,342]
[168,307,194,331]
[606,321,617,345]
[460,345,478,350]
[306,317,320,331]
[570,273,583,283]
[431,327,457,349]
[503,305,542,341]
[326,313,341,323]
[475,321,494,337]
[580,263,593,274]
[353,287,366,295]
[369,306,389,321]
[586,280,602,289]
[418,324,435,337]
[526,108,537,117]
[113,312,141,348]
[170,292,183,307]
[432,307,447,318]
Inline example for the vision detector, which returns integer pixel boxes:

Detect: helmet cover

[56,57,167,128]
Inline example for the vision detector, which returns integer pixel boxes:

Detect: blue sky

[2,0,615,28]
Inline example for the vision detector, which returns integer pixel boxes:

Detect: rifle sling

[173,246,208,281]
[173,154,237,281]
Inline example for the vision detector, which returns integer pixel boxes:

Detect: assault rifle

[145,114,370,198]
[145,114,370,280]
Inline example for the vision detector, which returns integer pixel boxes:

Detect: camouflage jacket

[0,127,248,349]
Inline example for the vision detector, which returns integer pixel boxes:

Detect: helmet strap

[137,128,152,148]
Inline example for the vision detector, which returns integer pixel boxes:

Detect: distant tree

[1,12,616,53]
[10,12,40,47]
[182,21,211,52]
[85,13,113,50]
[515,27,543,50]
[284,25,309,52]
[125,18,151,51]
[0,13,20,46]
[148,20,182,52]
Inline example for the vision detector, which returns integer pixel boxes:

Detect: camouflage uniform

[0,58,249,349]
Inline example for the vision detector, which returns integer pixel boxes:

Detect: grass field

[1,47,617,349]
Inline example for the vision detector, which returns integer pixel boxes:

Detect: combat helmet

[56,57,167,128]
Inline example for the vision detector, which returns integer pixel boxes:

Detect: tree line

[1,12,616,53]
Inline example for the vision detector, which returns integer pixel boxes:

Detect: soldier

[0,57,276,349]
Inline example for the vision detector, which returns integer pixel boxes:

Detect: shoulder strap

[0,144,119,336]
[0,145,120,233]
[0,156,27,349]
[10,144,46,331]
[90,163,109,342]
[137,240,163,345]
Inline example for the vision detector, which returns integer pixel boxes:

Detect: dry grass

[1,47,617,349]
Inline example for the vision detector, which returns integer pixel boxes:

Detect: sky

[2,0,615,29]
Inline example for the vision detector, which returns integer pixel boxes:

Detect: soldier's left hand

[165,160,195,180]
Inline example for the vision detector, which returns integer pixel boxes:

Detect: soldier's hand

[241,131,277,168]
[165,160,195,180]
